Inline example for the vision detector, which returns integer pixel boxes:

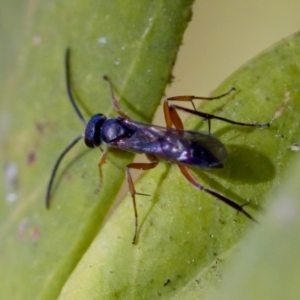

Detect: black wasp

[46,48,269,244]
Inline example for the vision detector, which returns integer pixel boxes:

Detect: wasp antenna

[46,134,83,208]
[228,87,236,93]
[65,48,86,125]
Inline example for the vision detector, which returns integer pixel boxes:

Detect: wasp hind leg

[163,89,269,133]
[177,164,257,223]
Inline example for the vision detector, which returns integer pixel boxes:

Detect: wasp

[46,48,269,244]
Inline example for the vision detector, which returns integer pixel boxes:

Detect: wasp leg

[163,100,184,129]
[163,88,235,129]
[98,149,109,182]
[163,89,269,133]
[172,105,270,133]
[177,164,257,223]
[103,75,131,119]
[126,158,159,244]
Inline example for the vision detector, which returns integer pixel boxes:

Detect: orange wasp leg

[103,76,161,244]
[177,164,257,222]
[103,75,131,119]
[98,148,108,181]
[163,88,235,131]
[126,158,159,244]
[162,89,266,223]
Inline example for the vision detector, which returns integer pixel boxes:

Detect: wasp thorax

[101,118,134,143]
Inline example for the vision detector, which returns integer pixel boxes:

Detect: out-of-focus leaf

[207,154,300,300]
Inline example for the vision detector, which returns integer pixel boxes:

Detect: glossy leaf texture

[58,32,300,299]
[0,0,194,299]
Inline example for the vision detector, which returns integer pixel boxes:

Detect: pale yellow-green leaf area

[59,32,300,299]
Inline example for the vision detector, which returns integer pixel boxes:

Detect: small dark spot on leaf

[163,279,171,286]
[27,151,36,165]
[30,227,41,241]
[35,122,46,134]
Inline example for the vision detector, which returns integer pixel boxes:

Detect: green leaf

[207,155,300,300]
[0,0,193,299]
[57,32,300,299]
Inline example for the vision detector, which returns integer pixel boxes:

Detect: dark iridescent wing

[180,129,227,167]
[112,118,227,168]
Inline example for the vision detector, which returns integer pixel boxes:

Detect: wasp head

[84,114,107,148]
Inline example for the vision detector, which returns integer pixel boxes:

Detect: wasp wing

[109,118,227,168]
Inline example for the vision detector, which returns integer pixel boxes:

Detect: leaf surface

[59,32,300,299]
[0,1,193,299]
